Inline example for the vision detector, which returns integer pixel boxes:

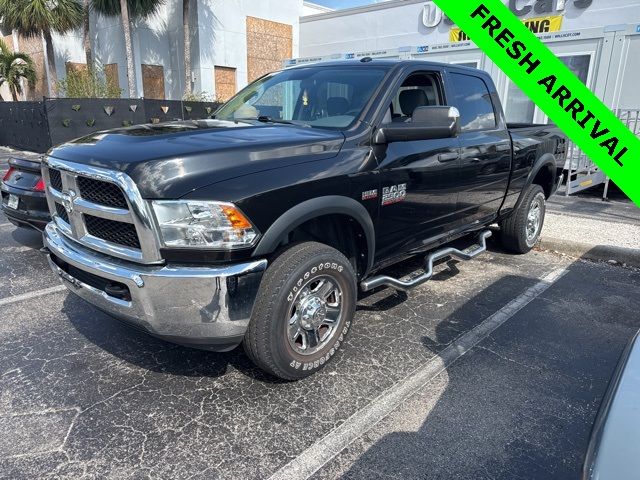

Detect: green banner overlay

[433,0,640,207]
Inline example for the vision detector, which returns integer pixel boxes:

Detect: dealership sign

[423,0,592,29]
[450,14,563,41]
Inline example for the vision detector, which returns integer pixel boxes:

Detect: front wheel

[243,242,357,380]
[500,184,546,254]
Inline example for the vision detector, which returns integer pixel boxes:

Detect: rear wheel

[244,242,357,380]
[500,184,546,254]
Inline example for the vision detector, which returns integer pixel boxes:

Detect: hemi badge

[362,189,378,201]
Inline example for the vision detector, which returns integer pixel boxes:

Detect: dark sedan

[1,156,50,230]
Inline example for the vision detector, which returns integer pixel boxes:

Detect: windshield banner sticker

[434,0,640,207]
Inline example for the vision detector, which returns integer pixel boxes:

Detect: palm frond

[0,47,37,95]
[0,0,83,36]
[92,0,164,20]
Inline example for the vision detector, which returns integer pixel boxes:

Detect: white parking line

[269,266,568,480]
[0,285,66,307]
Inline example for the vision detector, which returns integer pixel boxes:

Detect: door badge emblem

[381,184,407,206]
[361,189,378,201]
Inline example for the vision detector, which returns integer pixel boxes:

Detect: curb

[537,236,640,268]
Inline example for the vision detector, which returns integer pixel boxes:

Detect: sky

[312,0,384,9]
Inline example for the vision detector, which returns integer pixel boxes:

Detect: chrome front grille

[77,176,128,209]
[84,214,141,249]
[49,168,63,191]
[55,202,69,224]
[42,157,162,264]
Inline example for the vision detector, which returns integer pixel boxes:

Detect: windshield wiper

[255,116,310,127]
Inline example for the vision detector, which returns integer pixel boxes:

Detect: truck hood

[48,119,346,198]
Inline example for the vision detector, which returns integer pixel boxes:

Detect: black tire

[243,242,357,380]
[500,184,546,254]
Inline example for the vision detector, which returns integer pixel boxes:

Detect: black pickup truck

[42,60,566,380]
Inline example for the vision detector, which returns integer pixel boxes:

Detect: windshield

[214,66,389,129]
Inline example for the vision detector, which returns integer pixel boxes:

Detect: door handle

[495,144,511,152]
[437,152,460,163]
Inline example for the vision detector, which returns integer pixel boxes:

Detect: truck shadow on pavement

[332,256,640,480]
[60,236,509,383]
[62,296,279,382]
[9,226,44,249]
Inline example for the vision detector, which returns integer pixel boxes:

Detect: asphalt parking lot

[1,157,639,479]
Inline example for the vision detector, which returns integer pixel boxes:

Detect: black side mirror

[375,106,461,144]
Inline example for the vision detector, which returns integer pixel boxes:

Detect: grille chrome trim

[42,157,163,264]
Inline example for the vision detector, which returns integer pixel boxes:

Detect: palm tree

[83,0,93,69]
[0,0,83,97]
[92,0,163,98]
[183,0,191,96]
[0,38,37,101]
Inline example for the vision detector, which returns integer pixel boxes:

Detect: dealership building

[297,0,640,125]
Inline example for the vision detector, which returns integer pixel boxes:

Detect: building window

[506,54,591,124]
[454,61,479,69]
[214,66,237,102]
[246,16,293,83]
[141,64,165,100]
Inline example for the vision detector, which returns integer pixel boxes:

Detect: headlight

[151,200,259,249]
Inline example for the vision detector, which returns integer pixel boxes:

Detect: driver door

[373,69,461,262]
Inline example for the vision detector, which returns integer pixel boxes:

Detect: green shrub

[57,67,122,98]
[183,91,221,102]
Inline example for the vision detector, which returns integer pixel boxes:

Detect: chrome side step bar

[360,230,493,292]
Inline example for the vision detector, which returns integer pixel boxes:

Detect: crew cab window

[386,73,443,123]
[450,73,496,131]
[214,66,388,129]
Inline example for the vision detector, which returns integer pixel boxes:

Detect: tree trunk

[120,0,137,98]
[10,86,18,102]
[183,0,192,96]
[43,30,58,97]
[83,0,93,70]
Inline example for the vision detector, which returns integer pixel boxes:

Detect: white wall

[300,0,640,57]
[196,0,303,97]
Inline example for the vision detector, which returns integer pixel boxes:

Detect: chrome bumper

[43,222,267,350]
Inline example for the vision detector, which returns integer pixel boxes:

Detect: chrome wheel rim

[526,197,543,244]
[287,275,344,356]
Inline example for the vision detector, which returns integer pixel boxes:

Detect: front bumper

[44,222,267,351]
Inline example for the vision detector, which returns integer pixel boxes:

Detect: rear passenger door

[449,72,512,224]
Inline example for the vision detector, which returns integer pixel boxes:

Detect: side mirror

[375,106,461,144]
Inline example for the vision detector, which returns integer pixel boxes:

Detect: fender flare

[252,195,376,275]
[513,153,557,212]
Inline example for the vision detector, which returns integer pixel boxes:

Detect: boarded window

[104,63,120,92]
[141,64,165,100]
[214,66,237,102]
[246,16,292,83]
[16,35,47,99]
